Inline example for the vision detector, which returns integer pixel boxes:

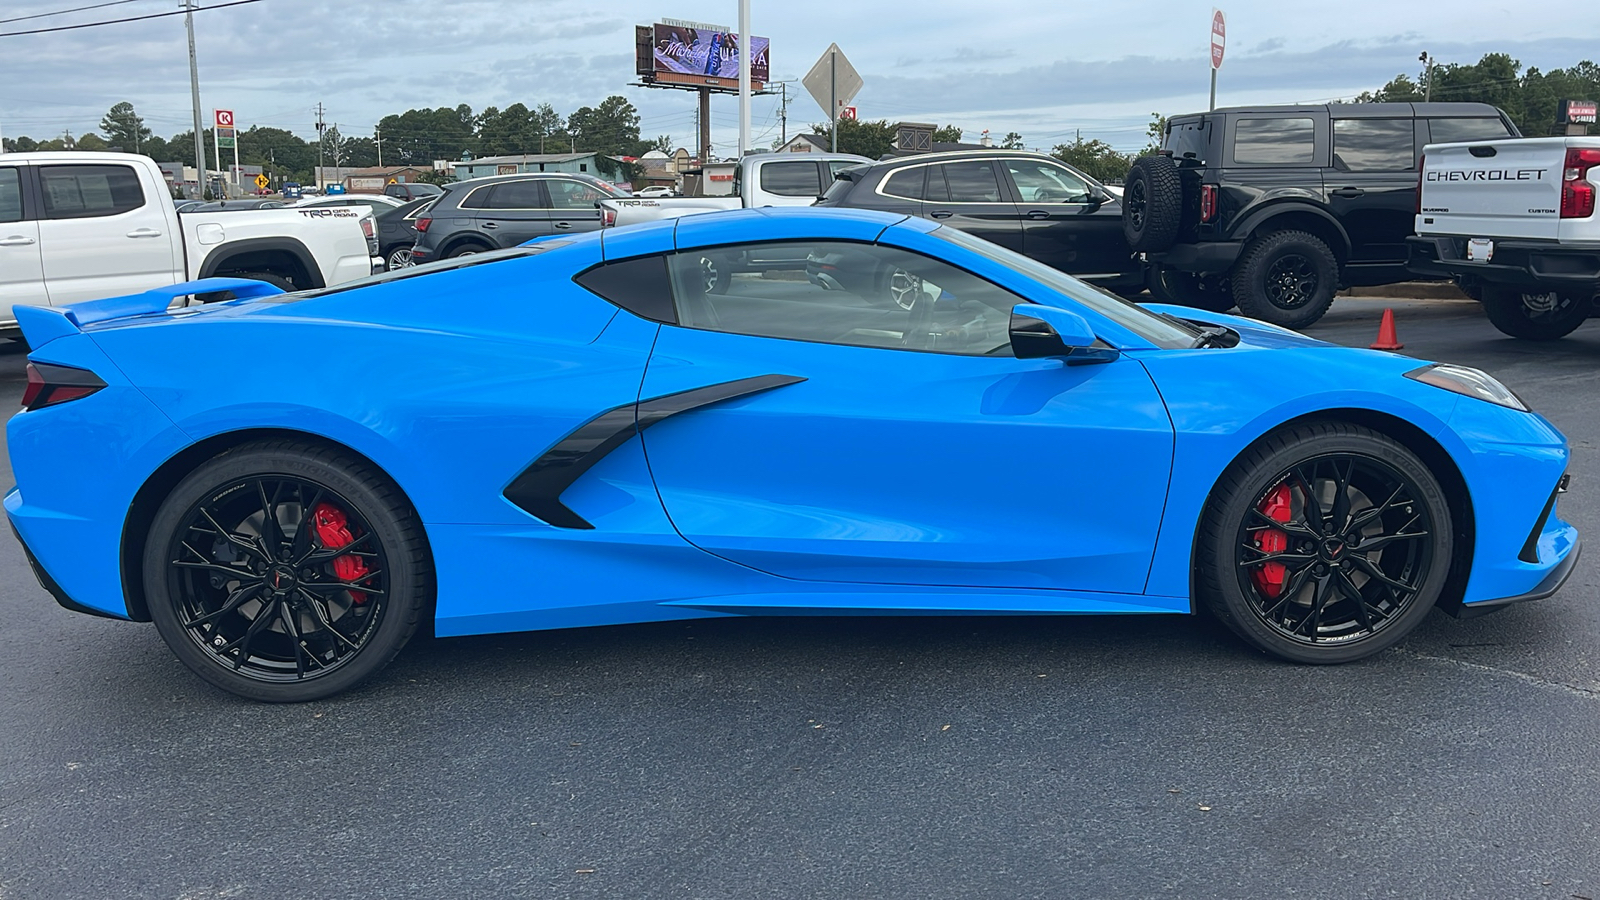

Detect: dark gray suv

[410,173,629,263]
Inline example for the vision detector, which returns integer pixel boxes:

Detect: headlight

[1405,363,1528,412]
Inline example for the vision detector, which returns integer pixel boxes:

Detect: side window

[0,167,22,223]
[574,255,676,323]
[546,179,608,210]
[1006,160,1093,203]
[38,164,145,219]
[939,160,1004,202]
[1233,118,1316,165]
[1333,119,1415,171]
[881,167,926,201]
[664,240,1020,356]
[1163,119,1212,161]
[459,185,494,209]
[1427,117,1512,144]
[758,161,823,197]
[485,180,546,209]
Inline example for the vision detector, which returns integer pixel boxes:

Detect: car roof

[849,149,1069,170]
[1170,101,1505,121]
[671,206,932,251]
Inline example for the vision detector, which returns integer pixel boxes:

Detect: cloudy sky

[0,0,1591,156]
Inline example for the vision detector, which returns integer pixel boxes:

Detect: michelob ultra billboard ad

[650,21,769,85]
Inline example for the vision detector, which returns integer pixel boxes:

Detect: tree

[1144,113,1167,154]
[75,133,108,151]
[1352,73,1423,103]
[100,101,152,154]
[648,134,672,154]
[376,106,479,165]
[4,135,37,152]
[1000,131,1024,149]
[1051,136,1134,183]
[237,126,313,182]
[932,124,963,143]
[568,95,645,156]
[810,118,897,158]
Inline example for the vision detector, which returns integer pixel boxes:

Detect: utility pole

[1419,51,1435,101]
[184,0,206,198]
[737,0,751,157]
[375,126,382,168]
[315,102,326,188]
[776,81,790,146]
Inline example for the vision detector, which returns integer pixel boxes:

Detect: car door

[634,235,1174,597]
[1327,117,1419,265]
[1001,157,1132,278]
[34,162,182,305]
[922,159,1025,254]
[544,178,608,234]
[474,179,552,248]
[0,163,47,321]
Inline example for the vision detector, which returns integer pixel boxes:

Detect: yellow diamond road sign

[254,174,269,190]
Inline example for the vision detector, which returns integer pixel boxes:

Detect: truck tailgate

[1417,138,1567,240]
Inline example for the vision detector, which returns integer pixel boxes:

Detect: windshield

[929,226,1199,349]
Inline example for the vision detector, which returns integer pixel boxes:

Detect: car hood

[1140,303,1332,350]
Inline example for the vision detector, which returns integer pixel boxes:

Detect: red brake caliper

[310,502,372,601]
[1252,484,1293,598]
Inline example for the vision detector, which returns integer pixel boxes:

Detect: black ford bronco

[1122,102,1519,328]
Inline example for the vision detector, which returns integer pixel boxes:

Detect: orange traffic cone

[1370,308,1404,350]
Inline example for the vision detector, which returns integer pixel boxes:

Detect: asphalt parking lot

[1,298,1597,899]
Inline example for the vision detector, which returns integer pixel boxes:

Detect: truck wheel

[1231,230,1338,329]
[1147,264,1234,312]
[1481,286,1593,340]
[1454,275,1483,302]
[194,271,295,304]
[1122,155,1183,252]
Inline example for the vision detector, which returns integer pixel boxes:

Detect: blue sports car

[4,208,1579,701]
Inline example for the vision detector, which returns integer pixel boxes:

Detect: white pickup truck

[599,152,871,228]
[1408,136,1600,339]
[0,152,381,339]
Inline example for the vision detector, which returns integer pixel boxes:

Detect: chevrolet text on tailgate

[1408,136,1600,339]
[0,152,381,339]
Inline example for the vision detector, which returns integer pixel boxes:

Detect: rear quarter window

[759,161,823,197]
[1163,119,1213,161]
[1427,117,1513,144]
[1232,118,1316,165]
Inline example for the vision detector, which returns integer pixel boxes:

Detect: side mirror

[1010,304,1120,364]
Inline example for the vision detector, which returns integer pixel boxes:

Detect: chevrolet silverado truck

[598,152,871,228]
[0,152,381,340]
[1408,136,1600,339]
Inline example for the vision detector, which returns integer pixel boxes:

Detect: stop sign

[1210,9,1226,70]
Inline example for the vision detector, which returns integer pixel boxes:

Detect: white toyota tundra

[0,152,382,340]
[1409,136,1600,339]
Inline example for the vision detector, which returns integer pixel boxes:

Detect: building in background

[339,165,433,193]
[451,152,608,181]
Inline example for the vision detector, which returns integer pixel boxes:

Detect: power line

[0,0,147,26]
[0,0,263,37]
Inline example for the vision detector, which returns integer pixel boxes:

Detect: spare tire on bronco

[1122,155,1183,253]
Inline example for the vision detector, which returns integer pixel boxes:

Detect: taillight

[360,217,375,239]
[1560,147,1600,219]
[1416,154,1425,214]
[21,362,106,411]
[414,216,431,233]
[601,207,617,227]
[1199,184,1217,223]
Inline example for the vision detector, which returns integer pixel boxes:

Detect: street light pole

[737,0,751,158]
[184,0,206,198]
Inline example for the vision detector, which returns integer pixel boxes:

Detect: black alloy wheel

[1481,286,1594,340]
[1125,177,1147,234]
[1231,229,1339,329]
[1263,254,1318,309]
[1199,422,1452,664]
[146,442,431,701]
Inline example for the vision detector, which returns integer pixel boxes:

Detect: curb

[1337,281,1471,301]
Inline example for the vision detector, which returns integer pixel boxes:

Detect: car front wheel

[1198,422,1452,664]
[144,441,432,702]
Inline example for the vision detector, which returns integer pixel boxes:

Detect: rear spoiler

[12,277,284,348]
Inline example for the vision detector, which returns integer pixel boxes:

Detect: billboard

[638,20,768,91]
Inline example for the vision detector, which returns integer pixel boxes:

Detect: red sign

[840,106,857,121]
[1210,10,1226,70]
[214,109,234,128]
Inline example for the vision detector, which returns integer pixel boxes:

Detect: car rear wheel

[1481,286,1593,340]
[446,245,487,259]
[1230,230,1339,329]
[386,246,413,270]
[1146,264,1234,312]
[144,441,432,702]
[1198,422,1452,664]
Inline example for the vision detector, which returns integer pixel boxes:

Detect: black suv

[815,150,1144,294]
[1123,102,1518,327]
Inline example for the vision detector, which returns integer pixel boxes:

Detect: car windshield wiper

[1190,326,1233,349]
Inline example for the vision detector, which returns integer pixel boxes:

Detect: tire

[446,244,488,259]
[1230,230,1339,329]
[1454,275,1483,302]
[385,245,414,270]
[1121,155,1183,252]
[1146,264,1234,312]
[1481,285,1593,340]
[1197,422,1452,664]
[193,271,296,305]
[698,255,732,294]
[144,440,433,702]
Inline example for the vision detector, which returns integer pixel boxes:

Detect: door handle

[480,222,499,229]
[1026,210,1051,219]
[0,235,36,246]
[554,221,573,229]
[126,228,162,238]
[929,210,953,219]
[1330,188,1364,198]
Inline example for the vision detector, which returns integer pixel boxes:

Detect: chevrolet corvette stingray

[4,208,1579,701]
